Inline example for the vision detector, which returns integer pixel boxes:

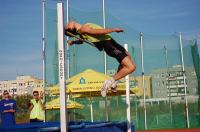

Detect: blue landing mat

[0,121,135,132]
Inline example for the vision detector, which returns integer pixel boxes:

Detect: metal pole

[179,32,190,128]
[102,0,109,121]
[103,0,107,74]
[135,95,138,127]
[42,0,46,122]
[90,98,94,122]
[164,45,173,124]
[73,45,76,75]
[66,0,70,100]
[105,96,109,121]
[124,44,132,132]
[140,32,147,129]
[57,2,67,132]
[66,0,70,79]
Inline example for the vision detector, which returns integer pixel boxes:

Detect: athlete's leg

[117,64,123,72]
[110,64,122,92]
[101,39,136,96]
[113,53,136,81]
[102,53,136,95]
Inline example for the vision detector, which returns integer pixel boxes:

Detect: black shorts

[94,39,128,63]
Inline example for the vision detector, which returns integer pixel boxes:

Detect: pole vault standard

[124,44,132,132]
[57,2,67,132]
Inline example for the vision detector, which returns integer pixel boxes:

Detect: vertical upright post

[102,0,107,74]
[73,45,76,75]
[135,95,138,127]
[140,32,147,129]
[102,0,109,121]
[179,32,190,128]
[66,0,70,79]
[57,2,67,132]
[42,0,46,122]
[105,98,109,121]
[90,98,94,122]
[164,45,173,124]
[124,44,131,132]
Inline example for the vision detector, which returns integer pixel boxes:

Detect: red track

[136,128,200,132]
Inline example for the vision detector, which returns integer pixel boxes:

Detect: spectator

[29,91,45,122]
[0,90,16,125]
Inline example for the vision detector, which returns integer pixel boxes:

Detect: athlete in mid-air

[65,21,136,97]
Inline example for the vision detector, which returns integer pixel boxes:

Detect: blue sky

[0,0,200,80]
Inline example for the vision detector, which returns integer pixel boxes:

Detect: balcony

[167,84,187,88]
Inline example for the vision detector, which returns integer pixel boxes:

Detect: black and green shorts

[94,39,128,63]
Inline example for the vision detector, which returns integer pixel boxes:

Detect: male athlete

[64,21,136,97]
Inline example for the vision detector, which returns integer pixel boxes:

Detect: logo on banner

[79,77,86,84]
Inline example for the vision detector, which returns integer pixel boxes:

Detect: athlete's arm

[67,40,83,45]
[79,25,123,35]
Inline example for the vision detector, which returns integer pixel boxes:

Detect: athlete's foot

[111,81,118,93]
[101,79,113,97]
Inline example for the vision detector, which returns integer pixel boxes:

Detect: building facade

[150,65,198,98]
[0,75,44,96]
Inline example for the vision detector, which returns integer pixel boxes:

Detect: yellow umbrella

[47,85,60,95]
[71,84,139,98]
[47,69,104,94]
[66,69,136,96]
[45,98,84,110]
[48,69,137,96]
[130,87,143,96]
[48,69,108,95]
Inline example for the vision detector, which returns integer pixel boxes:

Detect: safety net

[44,0,200,130]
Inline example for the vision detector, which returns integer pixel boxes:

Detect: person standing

[0,90,16,125]
[29,91,45,122]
